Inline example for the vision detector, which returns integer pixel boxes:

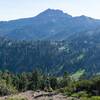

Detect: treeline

[60,76,100,97]
[0,38,70,74]
[0,37,99,76]
[0,70,100,97]
[0,70,70,96]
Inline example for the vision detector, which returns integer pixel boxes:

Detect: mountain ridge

[0,9,100,40]
[0,9,100,76]
[0,8,100,22]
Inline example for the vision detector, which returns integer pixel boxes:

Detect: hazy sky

[0,0,100,21]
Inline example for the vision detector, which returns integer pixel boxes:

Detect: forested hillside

[0,9,99,81]
[0,36,99,77]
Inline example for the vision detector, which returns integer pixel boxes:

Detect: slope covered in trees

[0,9,100,77]
[0,36,99,76]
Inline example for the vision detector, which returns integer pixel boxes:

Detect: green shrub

[71,91,90,98]
[58,87,74,96]
[80,96,100,100]
[0,79,17,96]
[58,88,65,93]
[91,96,100,100]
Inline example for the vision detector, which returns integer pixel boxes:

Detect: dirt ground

[0,91,79,100]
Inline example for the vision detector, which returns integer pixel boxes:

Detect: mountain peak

[79,15,96,20]
[74,15,95,22]
[37,8,72,18]
[44,8,65,14]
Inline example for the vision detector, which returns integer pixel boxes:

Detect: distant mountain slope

[0,9,100,76]
[0,29,100,77]
[0,9,100,40]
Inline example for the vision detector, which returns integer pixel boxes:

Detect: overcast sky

[0,0,100,21]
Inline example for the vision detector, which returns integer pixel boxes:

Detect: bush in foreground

[0,79,17,96]
[80,96,100,100]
